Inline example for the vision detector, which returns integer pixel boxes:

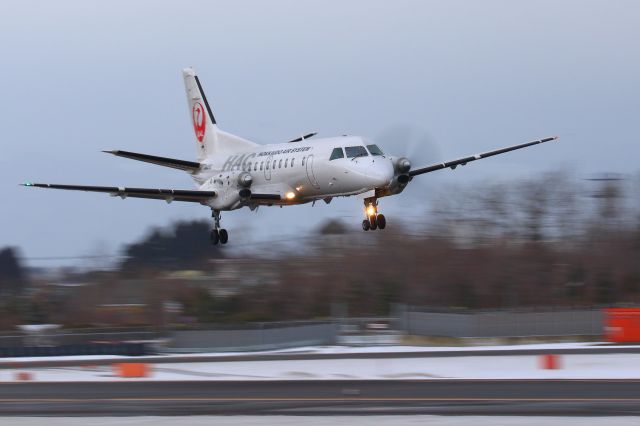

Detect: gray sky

[1,0,639,265]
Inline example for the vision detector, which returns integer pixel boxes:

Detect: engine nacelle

[397,174,410,184]
[237,172,253,188]
[374,157,412,199]
[239,188,251,200]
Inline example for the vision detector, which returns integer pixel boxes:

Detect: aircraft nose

[366,158,394,187]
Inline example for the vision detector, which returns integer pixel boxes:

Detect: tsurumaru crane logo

[192,102,206,143]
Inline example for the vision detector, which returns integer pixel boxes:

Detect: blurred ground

[1,417,640,425]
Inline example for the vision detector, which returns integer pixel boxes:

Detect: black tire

[369,215,378,230]
[377,214,386,230]
[362,219,370,231]
[219,228,229,244]
[210,229,219,245]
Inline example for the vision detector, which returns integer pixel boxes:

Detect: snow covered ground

[0,341,634,365]
[1,352,639,382]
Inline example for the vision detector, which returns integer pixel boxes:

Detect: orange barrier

[606,308,640,343]
[113,363,150,378]
[14,372,33,381]
[539,354,561,370]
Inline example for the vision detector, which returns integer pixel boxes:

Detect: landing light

[366,205,376,216]
[285,192,296,200]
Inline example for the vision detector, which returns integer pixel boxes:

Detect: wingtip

[182,67,196,77]
[102,150,117,154]
[541,136,559,143]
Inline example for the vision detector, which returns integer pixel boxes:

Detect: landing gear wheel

[377,214,386,230]
[210,229,219,245]
[219,229,229,244]
[210,210,228,245]
[362,219,370,231]
[369,215,378,230]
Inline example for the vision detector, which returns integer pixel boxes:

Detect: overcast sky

[1,0,639,266]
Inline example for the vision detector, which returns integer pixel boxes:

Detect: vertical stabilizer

[182,68,257,161]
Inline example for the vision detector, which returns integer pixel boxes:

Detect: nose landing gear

[210,210,229,245]
[362,198,386,231]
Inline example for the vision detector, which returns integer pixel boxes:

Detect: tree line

[1,171,639,327]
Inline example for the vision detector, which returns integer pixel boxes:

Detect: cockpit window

[366,144,384,156]
[329,147,344,160]
[345,146,368,158]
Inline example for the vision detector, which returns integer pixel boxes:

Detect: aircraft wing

[22,183,216,203]
[408,136,558,177]
[250,193,282,201]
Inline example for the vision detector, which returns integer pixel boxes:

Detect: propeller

[375,124,441,195]
[377,123,439,164]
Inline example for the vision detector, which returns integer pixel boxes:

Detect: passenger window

[366,144,384,156]
[329,147,344,160]
[345,146,368,158]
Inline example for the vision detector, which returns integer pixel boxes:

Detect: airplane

[23,68,557,245]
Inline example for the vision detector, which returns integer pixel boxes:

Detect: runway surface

[1,380,639,415]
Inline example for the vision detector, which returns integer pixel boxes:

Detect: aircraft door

[264,155,272,181]
[305,154,320,189]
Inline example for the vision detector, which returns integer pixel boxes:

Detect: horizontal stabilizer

[103,150,201,173]
[288,132,317,143]
[22,183,215,203]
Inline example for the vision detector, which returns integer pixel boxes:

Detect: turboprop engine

[394,157,411,185]
[201,171,253,211]
[375,156,412,198]
[237,172,253,188]
[395,157,411,174]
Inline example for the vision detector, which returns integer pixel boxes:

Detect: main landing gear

[210,210,229,245]
[361,198,386,231]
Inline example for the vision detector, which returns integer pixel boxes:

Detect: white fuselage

[193,136,396,211]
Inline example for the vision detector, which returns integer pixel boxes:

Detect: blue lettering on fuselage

[220,147,313,172]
